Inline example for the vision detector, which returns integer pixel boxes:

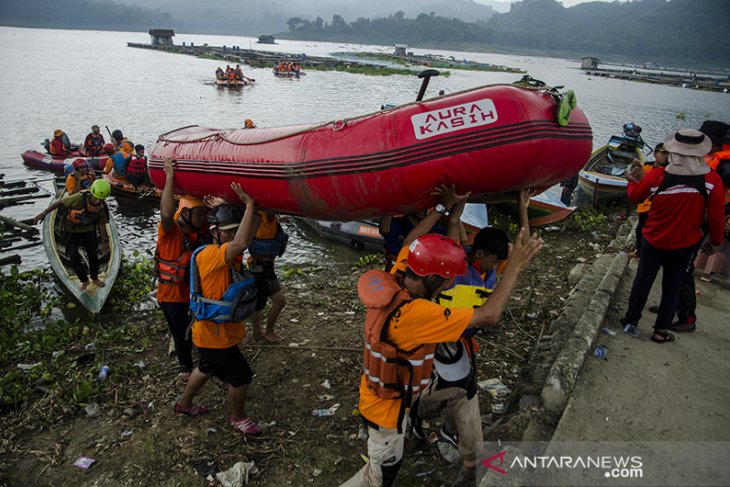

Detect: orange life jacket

[359,269,435,402]
[154,231,199,285]
[67,191,103,225]
[706,148,730,204]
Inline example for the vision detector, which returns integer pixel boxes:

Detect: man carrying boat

[33,179,112,291]
[175,185,264,437]
[84,125,105,157]
[341,224,542,486]
[155,157,211,381]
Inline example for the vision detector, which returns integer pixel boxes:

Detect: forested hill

[0,0,173,32]
[285,0,730,65]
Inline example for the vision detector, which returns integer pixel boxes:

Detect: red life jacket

[359,269,435,401]
[126,156,147,178]
[50,138,69,157]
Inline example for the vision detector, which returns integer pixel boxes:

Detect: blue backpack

[189,245,258,323]
[249,224,288,258]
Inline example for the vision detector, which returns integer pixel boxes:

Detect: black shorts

[197,345,253,387]
[249,260,282,311]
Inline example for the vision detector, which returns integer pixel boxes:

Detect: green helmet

[90,179,111,200]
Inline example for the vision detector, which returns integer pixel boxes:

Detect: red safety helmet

[407,234,468,278]
[72,158,88,170]
[102,143,115,154]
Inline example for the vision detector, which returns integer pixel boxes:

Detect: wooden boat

[578,129,648,207]
[22,149,108,173]
[42,178,121,314]
[494,185,575,226]
[103,173,161,199]
[148,83,593,220]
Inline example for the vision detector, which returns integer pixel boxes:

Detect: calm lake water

[1,26,728,270]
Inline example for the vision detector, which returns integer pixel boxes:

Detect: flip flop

[650,331,675,344]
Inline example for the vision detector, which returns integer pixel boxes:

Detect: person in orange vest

[155,157,211,380]
[65,158,96,195]
[175,185,263,437]
[83,125,105,157]
[49,129,71,157]
[341,210,543,484]
[631,143,669,257]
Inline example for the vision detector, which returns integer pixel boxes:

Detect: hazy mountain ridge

[1,0,728,65]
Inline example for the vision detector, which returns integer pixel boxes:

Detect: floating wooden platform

[582,68,729,93]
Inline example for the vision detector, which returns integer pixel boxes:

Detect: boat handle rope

[155,83,560,147]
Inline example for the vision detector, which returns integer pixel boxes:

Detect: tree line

[286,0,730,63]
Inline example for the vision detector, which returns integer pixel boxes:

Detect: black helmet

[716,160,730,188]
[208,204,242,230]
[112,129,123,140]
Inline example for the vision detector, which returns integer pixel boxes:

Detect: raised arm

[468,227,542,328]
[224,183,256,263]
[160,157,177,233]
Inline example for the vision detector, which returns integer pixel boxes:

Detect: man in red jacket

[620,129,725,343]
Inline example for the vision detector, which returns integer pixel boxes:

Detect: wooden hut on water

[149,29,175,46]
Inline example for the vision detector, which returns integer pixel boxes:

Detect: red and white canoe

[21,149,108,173]
[149,84,592,220]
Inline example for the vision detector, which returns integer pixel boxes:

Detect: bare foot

[93,279,106,287]
[80,281,90,291]
[263,331,282,343]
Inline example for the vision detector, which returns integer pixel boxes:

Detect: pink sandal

[174,402,209,417]
[230,416,262,435]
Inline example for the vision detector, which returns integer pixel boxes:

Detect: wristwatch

[435,203,448,215]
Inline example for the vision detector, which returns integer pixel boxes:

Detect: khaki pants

[340,418,406,487]
[417,376,483,462]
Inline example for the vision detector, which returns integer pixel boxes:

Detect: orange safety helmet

[406,234,468,278]
[174,195,207,221]
[53,129,64,137]
[244,119,255,128]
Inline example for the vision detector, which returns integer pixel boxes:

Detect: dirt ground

[0,216,625,487]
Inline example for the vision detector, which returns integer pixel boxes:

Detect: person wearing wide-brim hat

[620,129,725,343]
[670,121,730,331]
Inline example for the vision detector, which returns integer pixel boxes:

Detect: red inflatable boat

[149,84,592,219]
[22,150,108,173]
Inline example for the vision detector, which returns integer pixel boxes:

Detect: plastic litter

[73,456,95,469]
[134,360,146,369]
[594,345,608,360]
[215,461,258,487]
[312,403,340,417]
[321,379,331,389]
[601,327,617,336]
[16,362,41,371]
[121,429,133,438]
[84,342,96,350]
[84,403,101,418]
[98,365,110,382]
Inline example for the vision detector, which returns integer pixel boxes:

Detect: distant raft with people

[148,83,593,220]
